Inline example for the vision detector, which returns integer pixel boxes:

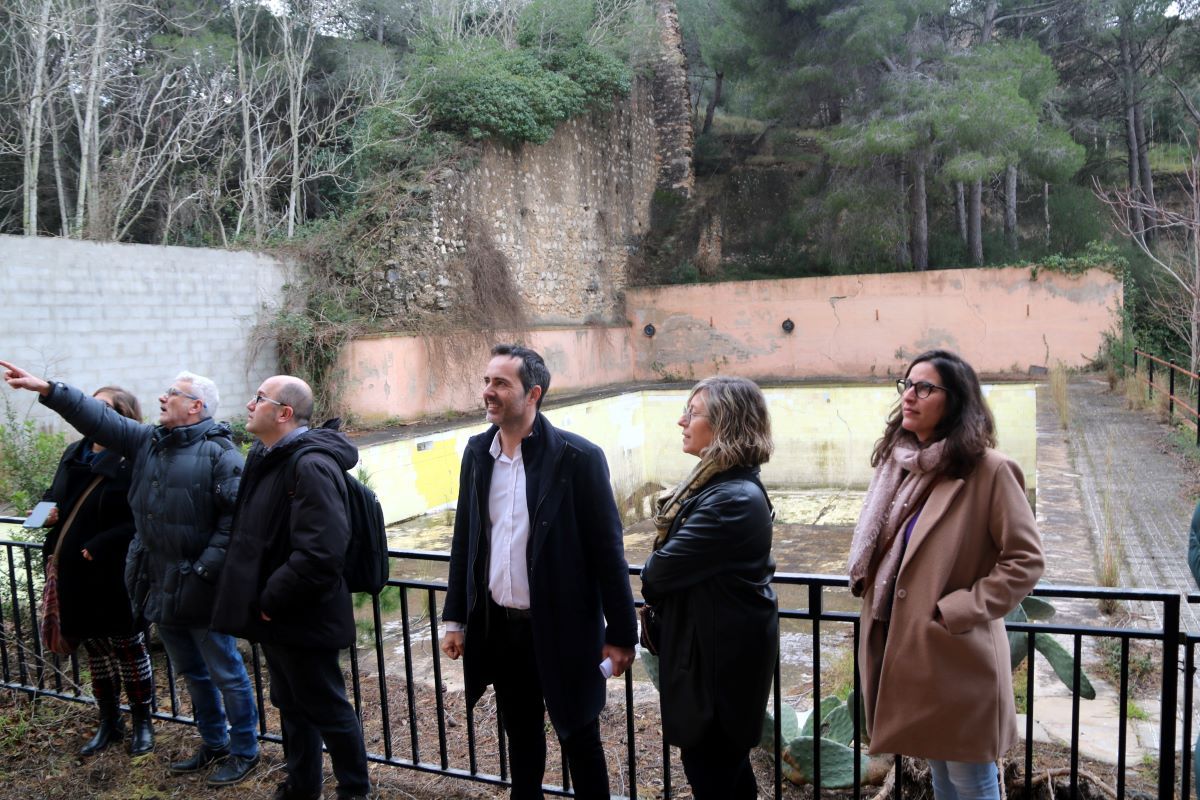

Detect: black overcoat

[211,426,357,649]
[641,467,779,750]
[442,413,638,738]
[41,440,138,640]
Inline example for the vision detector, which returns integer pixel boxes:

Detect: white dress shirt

[444,431,531,633]
[486,431,531,610]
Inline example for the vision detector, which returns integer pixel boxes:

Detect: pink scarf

[847,436,946,621]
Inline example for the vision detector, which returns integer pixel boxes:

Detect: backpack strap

[283,444,344,499]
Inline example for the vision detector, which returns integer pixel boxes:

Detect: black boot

[128,704,154,756]
[79,699,124,756]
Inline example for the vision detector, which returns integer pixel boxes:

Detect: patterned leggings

[83,633,154,707]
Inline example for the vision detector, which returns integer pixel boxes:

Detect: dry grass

[1123,375,1147,410]
[1097,447,1123,615]
[1153,387,1171,423]
[1049,362,1070,429]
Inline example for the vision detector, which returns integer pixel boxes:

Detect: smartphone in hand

[23,501,56,528]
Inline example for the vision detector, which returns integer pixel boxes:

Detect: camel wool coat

[858,449,1044,762]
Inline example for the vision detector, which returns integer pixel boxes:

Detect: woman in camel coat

[848,350,1044,799]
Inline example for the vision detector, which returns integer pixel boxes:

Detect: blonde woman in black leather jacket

[641,376,777,800]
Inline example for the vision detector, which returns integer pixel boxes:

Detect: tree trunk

[1004,163,1018,255]
[968,178,983,266]
[21,0,53,235]
[980,0,998,43]
[911,153,928,270]
[701,71,722,135]
[1043,181,1051,248]
[1119,19,1145,244]
[1192,162,1200,377]
[827,97,841,125]
[1135,99,1156,237]
[233,2,262,243]
[49,99,70,237]
[955,181,967,244]
[287,78,302,238]
[75,0,111,238]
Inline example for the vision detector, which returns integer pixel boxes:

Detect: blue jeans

[157,624,259,759]
[928,759,999,800]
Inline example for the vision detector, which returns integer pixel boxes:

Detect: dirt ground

[2,373,1197,799]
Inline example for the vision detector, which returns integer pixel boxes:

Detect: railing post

[1169,360,1176,419]
[1148,357,1155,400]
[1159,593,1180,799]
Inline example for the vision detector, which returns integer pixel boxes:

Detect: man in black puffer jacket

[0,361,260,787]
[211,375,370,800]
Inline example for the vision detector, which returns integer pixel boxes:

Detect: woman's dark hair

[94,386,142,422]
[870,350,996,479]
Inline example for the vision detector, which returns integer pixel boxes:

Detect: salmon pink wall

[338,326,634,423]
[627,267,1120,382]
[337,267,1120,423]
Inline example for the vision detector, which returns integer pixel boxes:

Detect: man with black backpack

[211,375,370,800]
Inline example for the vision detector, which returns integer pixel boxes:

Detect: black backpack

[284,443,389,595]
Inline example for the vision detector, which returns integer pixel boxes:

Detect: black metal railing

[1,537,1195,798]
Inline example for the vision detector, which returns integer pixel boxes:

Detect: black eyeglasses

[896,378,946,399]
[250,393,288,409]
[165,386,206,407]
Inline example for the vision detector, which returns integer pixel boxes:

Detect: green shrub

[423,40,630,146]
[0,396,66,516]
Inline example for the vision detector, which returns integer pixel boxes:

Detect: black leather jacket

[641,466,778,750]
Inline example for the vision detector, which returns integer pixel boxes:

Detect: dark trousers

[679,728,757,800]
[262,643,370,799]
[487,605,610,800]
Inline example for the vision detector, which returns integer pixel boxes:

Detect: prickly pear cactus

[760,694,869,788]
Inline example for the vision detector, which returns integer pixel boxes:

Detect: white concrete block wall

[0,235,289,433]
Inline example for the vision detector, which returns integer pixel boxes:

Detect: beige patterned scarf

[847,436,946,621]
[652,456,723,549]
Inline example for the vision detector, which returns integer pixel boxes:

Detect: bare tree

[277,0,417,237]
[0,0,73,235]
[1096,139,1200,373]
[100,59,237,241]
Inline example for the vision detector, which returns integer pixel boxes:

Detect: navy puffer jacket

[41,382,243,627]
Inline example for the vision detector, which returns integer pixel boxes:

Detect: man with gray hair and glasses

[0,361,260,787]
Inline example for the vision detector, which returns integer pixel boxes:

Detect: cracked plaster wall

[339,266,1122,423]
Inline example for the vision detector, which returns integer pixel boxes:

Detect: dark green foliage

[1045,185,1109,256]
[423,41,630,146]
[0,397,66,515]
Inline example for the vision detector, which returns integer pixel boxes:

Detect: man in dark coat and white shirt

[210,375,371,800]
[440,344,637,800]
